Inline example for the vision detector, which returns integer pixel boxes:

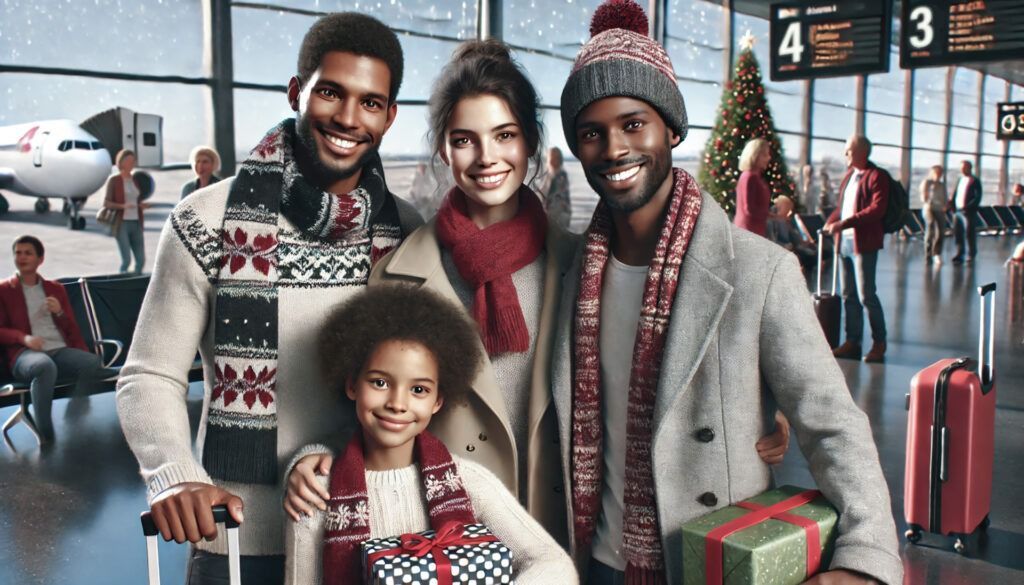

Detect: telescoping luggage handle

[140,505,241,585]
[816,230,839,296]
[978,282,996,388]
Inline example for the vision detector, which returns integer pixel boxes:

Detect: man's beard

[585,135,673,214]
[295,113,378,188]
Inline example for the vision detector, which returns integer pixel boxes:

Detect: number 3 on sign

[780,22,804,63]
[909,6,934,49]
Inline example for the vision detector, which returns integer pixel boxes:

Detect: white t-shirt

[840,169,862,240]
[122,177,140,221]
[592,253,648,570]
[21,281,66,352]
[955,176,971,209]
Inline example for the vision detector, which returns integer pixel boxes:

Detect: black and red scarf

[202,119,403,485]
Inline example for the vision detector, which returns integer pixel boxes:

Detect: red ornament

[590,0,648,37]
[744,113,751,120]
[711,170,718,177]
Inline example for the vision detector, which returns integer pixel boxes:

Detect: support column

[722,0,735,82]
[975,73,985,180]
[901,69,915,188]
[1000,80,1012,204]
[800,79,814,167]
[478,0,502,41]
[854,75,867,135]
[942,66,955,178]
[206,0,236,174]
[649,0,667,44]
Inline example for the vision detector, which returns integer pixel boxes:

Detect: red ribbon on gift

[704,489,824,585]
[365,521,498,585]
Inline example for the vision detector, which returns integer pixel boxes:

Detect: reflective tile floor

[1,235,1022,585]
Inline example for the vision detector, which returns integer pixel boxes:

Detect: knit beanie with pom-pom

[559,0,688,155]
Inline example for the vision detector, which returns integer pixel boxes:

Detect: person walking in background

[801,164,819,215]
[541,146,572,230]
[103,149,150,274]
[0,236,104,444]
[180,145,222,200]
[733,137,775,237]
[919,165,947,264]
[951,159,982,265]
[820,167,833,210]
[824,135,889,363]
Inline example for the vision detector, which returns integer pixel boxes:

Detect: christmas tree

[699,32,795,213]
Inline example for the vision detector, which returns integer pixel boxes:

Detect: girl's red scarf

[435,186,548,354]
[322,430,476,584]
[571,168,703,584]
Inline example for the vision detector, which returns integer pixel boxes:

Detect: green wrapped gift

[681,485,838,585]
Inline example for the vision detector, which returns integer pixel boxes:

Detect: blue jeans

[953,210,977,260]
[186,550,284,585]
[12,347,103,440]
[116,219,145,274]
[839,236,887,345]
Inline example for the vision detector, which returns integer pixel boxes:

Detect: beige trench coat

[369,218,578,546]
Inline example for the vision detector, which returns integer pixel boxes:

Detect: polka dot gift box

[361,522,514,585]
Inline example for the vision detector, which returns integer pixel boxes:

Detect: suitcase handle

[140,504,241,585]
[977,283,996,388]
[815,229,839,296]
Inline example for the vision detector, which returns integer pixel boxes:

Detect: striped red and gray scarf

[203,119,403,485]
[571,168,702,584]
[323,430,477,583]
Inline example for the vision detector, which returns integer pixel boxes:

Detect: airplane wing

[0,168,14,190]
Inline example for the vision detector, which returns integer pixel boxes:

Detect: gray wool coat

[551,192,903,585]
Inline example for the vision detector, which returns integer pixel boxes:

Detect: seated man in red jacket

[1,235,103,443]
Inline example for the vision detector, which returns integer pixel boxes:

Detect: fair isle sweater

[115,177,422,556]
[285,456,578,585]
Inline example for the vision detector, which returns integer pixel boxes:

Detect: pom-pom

[590,0,649,37]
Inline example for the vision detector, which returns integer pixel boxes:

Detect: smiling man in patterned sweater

[116,13,422,585]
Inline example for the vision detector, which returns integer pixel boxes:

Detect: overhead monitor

[900,1,1024,69]
[997,102,1024,141]
[769,1,892,82]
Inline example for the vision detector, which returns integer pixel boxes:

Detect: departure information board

[769,1,891,81]
[997,103,1024,141]
[900,1,1024,68]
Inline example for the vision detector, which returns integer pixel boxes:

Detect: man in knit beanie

[117,13,421,584]
[551,2,902,584]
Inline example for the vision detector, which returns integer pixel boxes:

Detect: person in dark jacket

[0,236,103,443]
[951,159,983,264]
[180,145,222,200]
[824,135,889,363]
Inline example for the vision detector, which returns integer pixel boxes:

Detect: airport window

[143,133,157,147]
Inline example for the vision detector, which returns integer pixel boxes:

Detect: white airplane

[0,119,111,230]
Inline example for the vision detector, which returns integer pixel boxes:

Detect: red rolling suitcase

[904,282,996,553]
[141,504,241,585]
[812,230,841,348]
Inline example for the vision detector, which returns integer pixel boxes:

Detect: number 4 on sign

[779,23,803,63]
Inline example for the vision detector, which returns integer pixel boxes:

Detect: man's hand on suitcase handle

[149,482,244,544]
[802,569,878,585]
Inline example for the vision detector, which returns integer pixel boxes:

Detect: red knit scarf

[571,168,702,584]
[435,186,548,354]
[322,430,476,584]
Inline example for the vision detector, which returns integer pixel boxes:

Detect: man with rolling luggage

[824,135,888,363]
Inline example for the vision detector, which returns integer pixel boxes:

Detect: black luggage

[141,505,241,585]
[812,230,841,348]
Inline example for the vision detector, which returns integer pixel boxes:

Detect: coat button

[699,492,718,507]
[466,444,475,452]
[695,428,715,443]
[478,433,488,441]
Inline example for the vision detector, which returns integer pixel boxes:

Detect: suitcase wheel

[905,527,922,544]
[953,537,966,554]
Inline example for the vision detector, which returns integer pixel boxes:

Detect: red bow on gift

[366,521,498,585]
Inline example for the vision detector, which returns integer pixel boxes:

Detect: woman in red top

[733,137,773,237]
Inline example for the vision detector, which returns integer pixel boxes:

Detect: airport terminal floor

[1,174,1024,584]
